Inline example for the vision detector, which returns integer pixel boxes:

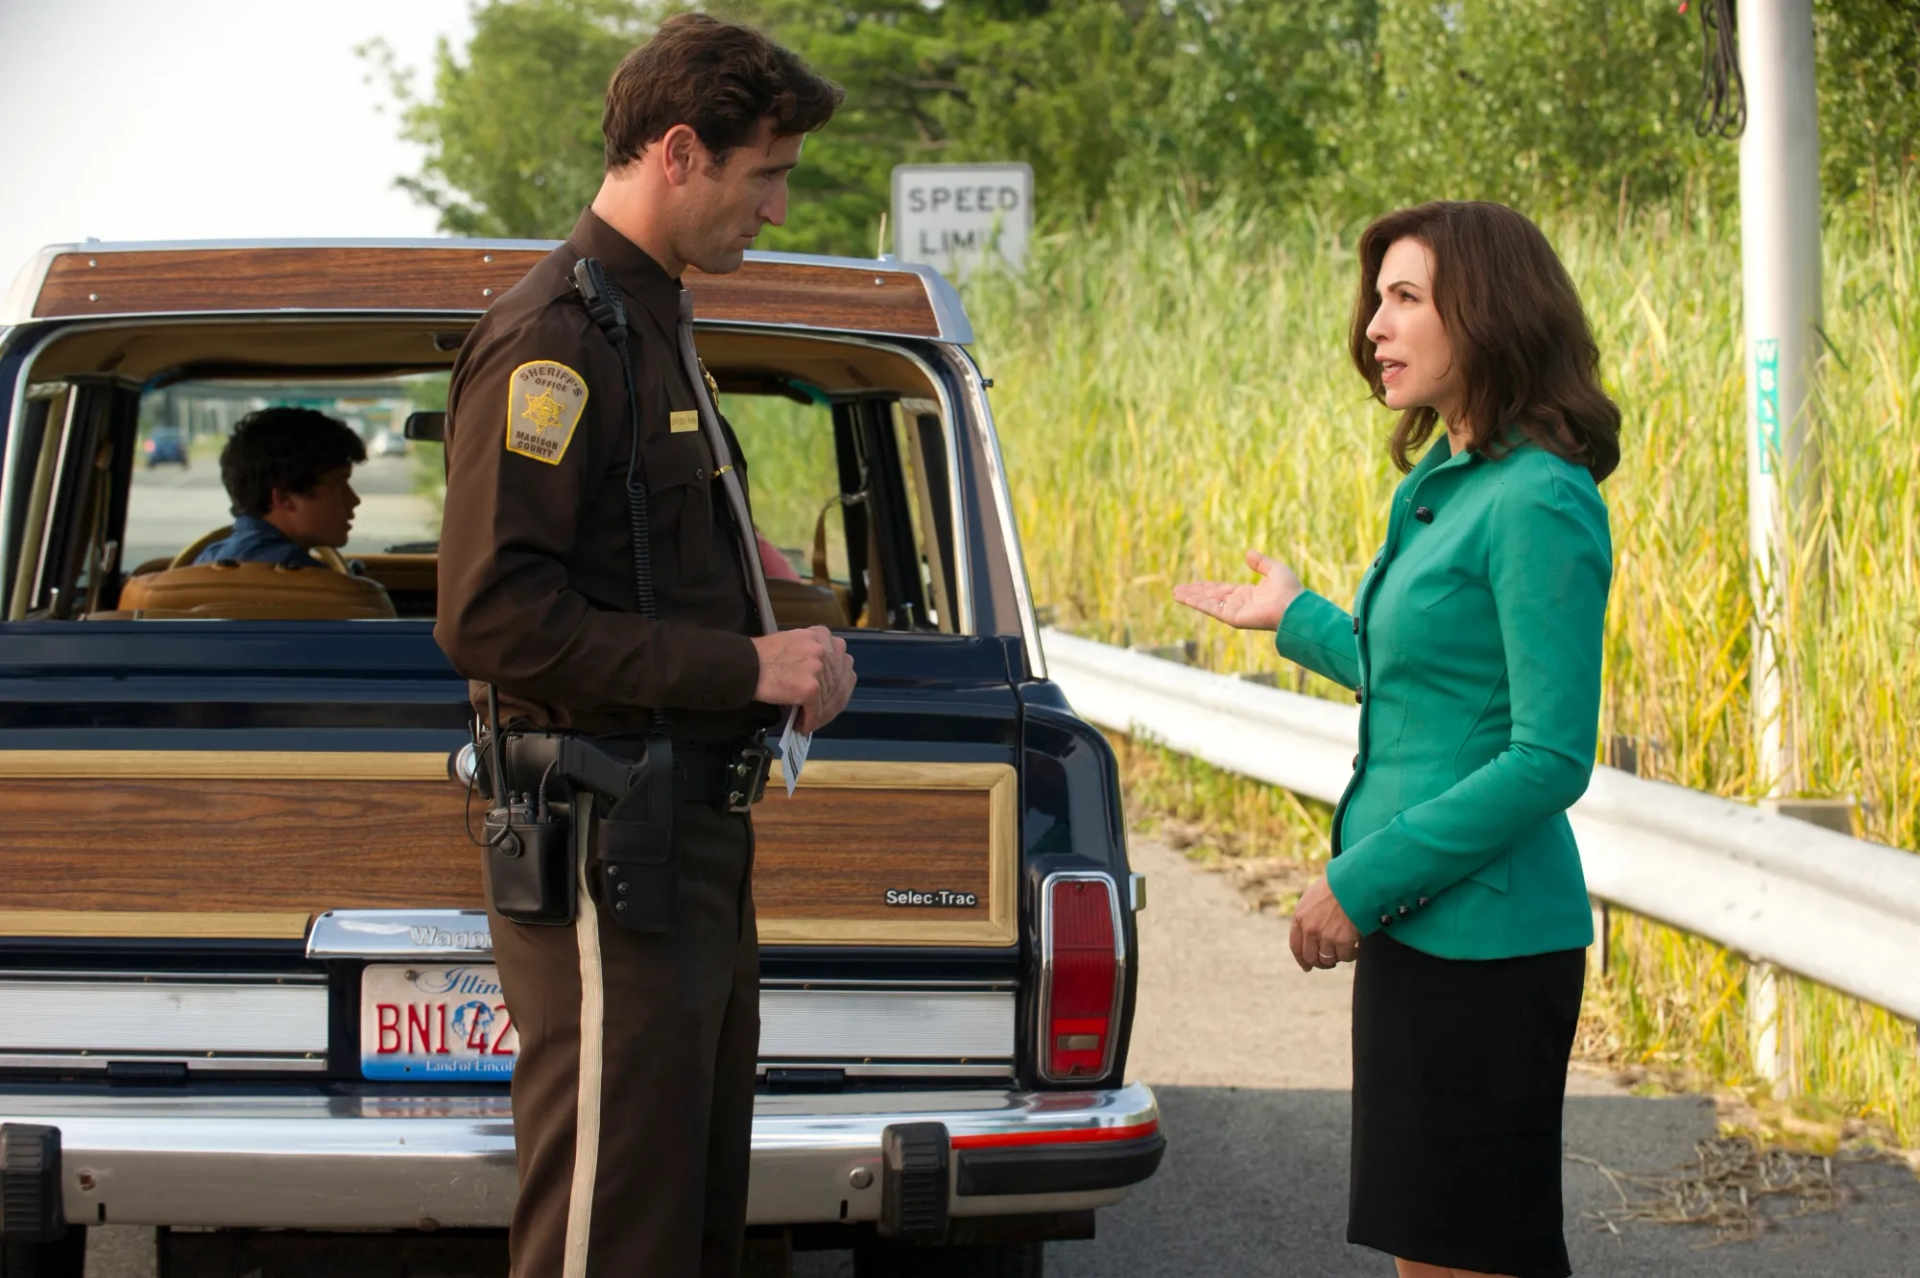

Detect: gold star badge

[521,389,564,432]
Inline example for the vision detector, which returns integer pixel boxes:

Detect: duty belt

[675,741,773,813]
[487,732,771,815]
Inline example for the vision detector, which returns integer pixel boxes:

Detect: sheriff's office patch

[505,360,587,464]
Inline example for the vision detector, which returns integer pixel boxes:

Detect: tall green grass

[968,187,1920,1144]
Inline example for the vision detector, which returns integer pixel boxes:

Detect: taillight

[1040,873,1123,1081]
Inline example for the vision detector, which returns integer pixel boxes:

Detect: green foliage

[362,0,651,238]
[370,0,1919,252]
[1338,0,1725,214]
[721,0,981,254]
[726,0,1363,247]
[942,0,1361,215]
[1816,0,1920,200]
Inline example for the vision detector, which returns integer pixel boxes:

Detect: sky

[0,0,475,295]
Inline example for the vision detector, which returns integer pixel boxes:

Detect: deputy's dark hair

[1349,201,1621,482]
[603,14,843,170]
[218,407,366,518]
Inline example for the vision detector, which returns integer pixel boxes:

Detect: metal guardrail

[1042,629,1920,1024]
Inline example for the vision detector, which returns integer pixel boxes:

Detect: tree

[365,0,1352,252]
[368,0,1917,253]
[362,0,650,239]
[764,0,1359,224]
[718,0,984,254]
[1816,0,1920,201]
[1335,0,1724,215]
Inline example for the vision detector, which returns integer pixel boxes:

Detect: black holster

[480,729,680,933]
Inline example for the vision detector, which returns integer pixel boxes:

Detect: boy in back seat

[196,407,365,567]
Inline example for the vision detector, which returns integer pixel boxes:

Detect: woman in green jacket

[1176,201,1619,1278]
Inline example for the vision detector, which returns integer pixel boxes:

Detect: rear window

[6,359,958,633]
[123,374,448,572]
[117,376,858,581]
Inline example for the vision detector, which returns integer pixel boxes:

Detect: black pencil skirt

[1347,930,1587,1278]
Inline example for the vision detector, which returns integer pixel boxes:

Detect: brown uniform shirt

[436,208,772,741]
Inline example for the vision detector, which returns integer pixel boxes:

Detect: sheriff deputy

[434,17,854,1277]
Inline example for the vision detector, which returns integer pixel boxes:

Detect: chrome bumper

[0,1082,1161,1231]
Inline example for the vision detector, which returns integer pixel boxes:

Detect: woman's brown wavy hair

[1349,201,1621,482]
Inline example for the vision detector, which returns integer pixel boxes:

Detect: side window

[724,392,849,583]
[3,379,125,621]
[894,398,960,634]
[3,382,76,619]
[727,390,962,634]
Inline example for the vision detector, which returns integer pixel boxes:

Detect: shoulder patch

[505,360,588,464]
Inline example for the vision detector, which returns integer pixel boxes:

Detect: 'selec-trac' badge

[505,360,587,465]
[885,888,980,908]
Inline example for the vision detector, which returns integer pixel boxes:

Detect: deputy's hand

[1289,875,1361,972]
[1173,549,1305,631]
[751,625,856,733]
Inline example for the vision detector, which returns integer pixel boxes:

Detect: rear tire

[853,1242,1043,1278]
[0,1228,87,1278]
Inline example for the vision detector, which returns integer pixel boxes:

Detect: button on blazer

[1276,436,1613,959]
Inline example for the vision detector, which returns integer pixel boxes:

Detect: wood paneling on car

[0,775,482,926]
[0,755,1013,947]
[686,261,941,337]
[755,761,1016,946]
[31,249,941,338]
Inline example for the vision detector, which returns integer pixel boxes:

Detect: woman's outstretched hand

[1172,549,1306,631]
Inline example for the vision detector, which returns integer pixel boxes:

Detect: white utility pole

[1737,0,1823,1086]
[1738,0,1822,799]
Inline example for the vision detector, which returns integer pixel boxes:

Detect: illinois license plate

[360,964,518,1080]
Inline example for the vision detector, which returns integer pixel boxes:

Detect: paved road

[85,838,1920,1276]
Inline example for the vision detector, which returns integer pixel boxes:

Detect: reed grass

[968,186,1920,1146]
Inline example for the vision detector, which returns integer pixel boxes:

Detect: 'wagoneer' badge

[409,925,494,952]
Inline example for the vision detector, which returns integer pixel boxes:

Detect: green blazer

[1276,436,1612,959]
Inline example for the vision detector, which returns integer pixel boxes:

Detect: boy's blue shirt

[193,515,322,569]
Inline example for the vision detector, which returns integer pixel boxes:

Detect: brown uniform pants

[487,799,759,1278]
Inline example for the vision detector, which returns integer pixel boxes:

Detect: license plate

[360,964,518,1080]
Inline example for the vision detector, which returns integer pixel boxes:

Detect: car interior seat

[96,561,398,620]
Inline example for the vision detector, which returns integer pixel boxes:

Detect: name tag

[670,410,700,434]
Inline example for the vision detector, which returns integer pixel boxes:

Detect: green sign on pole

[1754,339,1781,476]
